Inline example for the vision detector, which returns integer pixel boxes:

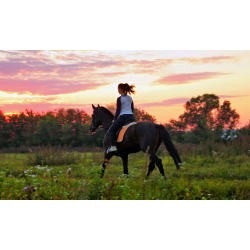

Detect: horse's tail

[155,124,182,170]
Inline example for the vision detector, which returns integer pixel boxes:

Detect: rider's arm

[114,97,121,121]
[131,101,134,113]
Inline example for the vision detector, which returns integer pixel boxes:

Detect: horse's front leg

[121,154,129,175]
[101,153,113,178]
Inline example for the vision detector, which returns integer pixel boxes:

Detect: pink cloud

[0,60,124,77]
[136,98,191,108]
[0,51,174,77]
[135,95,247,109]
[152,72,231,85]
[0,102,93,114]
[179,56,237,64]
[0,51,239,97]
[219,95,247,98]
[0,78,105,95]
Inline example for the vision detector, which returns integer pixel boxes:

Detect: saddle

[105,117,137,143]
[116,117,137,143]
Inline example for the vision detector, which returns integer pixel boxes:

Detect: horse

[90,104,182,180]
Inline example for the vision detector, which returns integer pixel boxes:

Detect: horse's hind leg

[150,153,167,180]
[146,158,155,178]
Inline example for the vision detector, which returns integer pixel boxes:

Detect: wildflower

[24,171,27,174]
[34,195,38,198]
[62,182,66,186]
[66,168,72,175]
[37,183,41,187]
[23,186,30,191]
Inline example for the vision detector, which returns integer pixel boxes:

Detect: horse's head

[90,104,102,132]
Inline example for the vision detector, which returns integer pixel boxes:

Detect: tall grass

[1,134,250,200]
[25,146,83,166]
[172,134,250,160]
[1,147,250,199]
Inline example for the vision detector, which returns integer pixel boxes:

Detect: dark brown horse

[90,104,182,179]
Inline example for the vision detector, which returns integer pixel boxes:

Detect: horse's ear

[98,104,100,108]
[92,104,96,110]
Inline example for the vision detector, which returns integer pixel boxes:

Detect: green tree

[0,110,11,148]
[36,113,62,146]
[170,94,220,130]
[134,107,157,123]
[23,109,41,146]
[169,94,240,143]
[216,100,240,130]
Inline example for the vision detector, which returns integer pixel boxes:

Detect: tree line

[0,106,156,149]
[0,93,248,149]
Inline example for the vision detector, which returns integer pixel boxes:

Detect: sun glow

[4,112,20,116]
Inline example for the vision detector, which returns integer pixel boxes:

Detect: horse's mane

[100,106,114,118]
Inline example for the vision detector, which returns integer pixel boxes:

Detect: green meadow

[1,144,250,200]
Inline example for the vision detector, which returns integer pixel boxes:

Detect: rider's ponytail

[118,83,136,95]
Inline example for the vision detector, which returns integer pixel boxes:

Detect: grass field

[1,147,250,200]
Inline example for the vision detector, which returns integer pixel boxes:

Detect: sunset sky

[0,50,249,126]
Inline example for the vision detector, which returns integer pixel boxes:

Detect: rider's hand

[112,120,114,123]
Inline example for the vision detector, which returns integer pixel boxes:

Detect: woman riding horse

[90,83,182,180]
[107,83,136,154]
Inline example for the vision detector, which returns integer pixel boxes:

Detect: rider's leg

[107,114,134,153]
[109,115,129,146]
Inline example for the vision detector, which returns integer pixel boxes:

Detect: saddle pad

[122,121,137,128]
[117,122,137,143]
